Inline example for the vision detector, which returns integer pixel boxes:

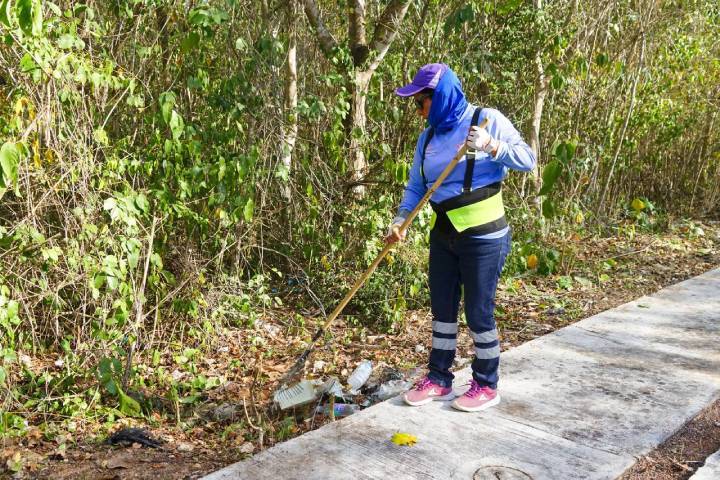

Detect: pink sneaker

[451,380,500,412]
[403,377,455,406]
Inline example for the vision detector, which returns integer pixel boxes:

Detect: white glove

[467,126,500,154]
[384,216,407,244]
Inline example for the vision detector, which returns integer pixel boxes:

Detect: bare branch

[303,0,338,58]
[368,0,412,71]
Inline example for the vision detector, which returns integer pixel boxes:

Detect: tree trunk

[348,70,372,195]
[280,0,298,201]
[303,0,412,197]
[529,54,548,189]
[528,54,549,235]
[524,0,548,216]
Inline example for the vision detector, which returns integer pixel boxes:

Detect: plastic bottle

[347,360,373,393]
[315,403,360,418]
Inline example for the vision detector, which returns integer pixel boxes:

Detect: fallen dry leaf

[238,442,254,454]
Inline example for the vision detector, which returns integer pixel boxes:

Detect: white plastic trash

[274,380,317,410]
[347,360,373,394]
[373,379,413,401]
[321,377,345,398]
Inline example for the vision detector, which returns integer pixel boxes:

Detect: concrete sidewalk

[204,268,720,480]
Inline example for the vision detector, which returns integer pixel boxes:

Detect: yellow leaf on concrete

[391,432,417,446]
[526,254,538,269]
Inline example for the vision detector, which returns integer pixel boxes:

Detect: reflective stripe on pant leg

[432,321,458,351]
[471,329,499,359]
[470,328,498,343]
[474,343,501,359]
[433,321,458,335]
[432,336,457,350]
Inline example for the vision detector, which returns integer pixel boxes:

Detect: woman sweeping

[385,63,536,412]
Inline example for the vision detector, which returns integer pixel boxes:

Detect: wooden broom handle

[279,119,488,387]
[319,118,489,333]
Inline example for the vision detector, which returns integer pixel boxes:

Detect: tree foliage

[0,0,718,428]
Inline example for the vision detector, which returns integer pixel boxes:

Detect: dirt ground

[2,222,720,479]
[620,398,720,480]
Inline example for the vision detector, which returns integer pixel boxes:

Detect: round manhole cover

[474,466,533,480]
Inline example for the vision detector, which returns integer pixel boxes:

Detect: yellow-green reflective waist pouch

[430,182,507,235]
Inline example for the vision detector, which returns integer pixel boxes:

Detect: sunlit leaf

[135,194,149,213]
[57,33,81,49]
[539,160,562,196]
[169,110,184,140]
[0,0,11,27]
[526,254,538,269]
[16,0,33,35]
[235,37,248,51]
[0,142,20,199]
[391,432,417,446]
[16,0,42,36]
[320,255,331,271]
[243,198,255,223]
[554,141,576,164]
[631,198,645,212]
[32,138,41,168]
[118,389,142,417]
[0,142,19,183]
[103,197,117,211]
[93,128,109,145]
[159,91,176,124]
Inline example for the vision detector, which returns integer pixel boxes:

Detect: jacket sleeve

[396,130,430,219]
[488,109,536,172]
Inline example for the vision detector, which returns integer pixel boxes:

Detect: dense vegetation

[0,0,718,440]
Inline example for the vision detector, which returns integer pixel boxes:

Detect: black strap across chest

[421,108,482,192]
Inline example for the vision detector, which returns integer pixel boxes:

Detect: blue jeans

[426,229,511,389]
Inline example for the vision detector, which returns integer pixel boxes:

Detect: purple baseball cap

[395,63,449,97]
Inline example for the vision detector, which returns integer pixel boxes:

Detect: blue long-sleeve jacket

[397,104,536,236]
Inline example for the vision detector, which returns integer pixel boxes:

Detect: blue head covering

[428,66,468,133]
